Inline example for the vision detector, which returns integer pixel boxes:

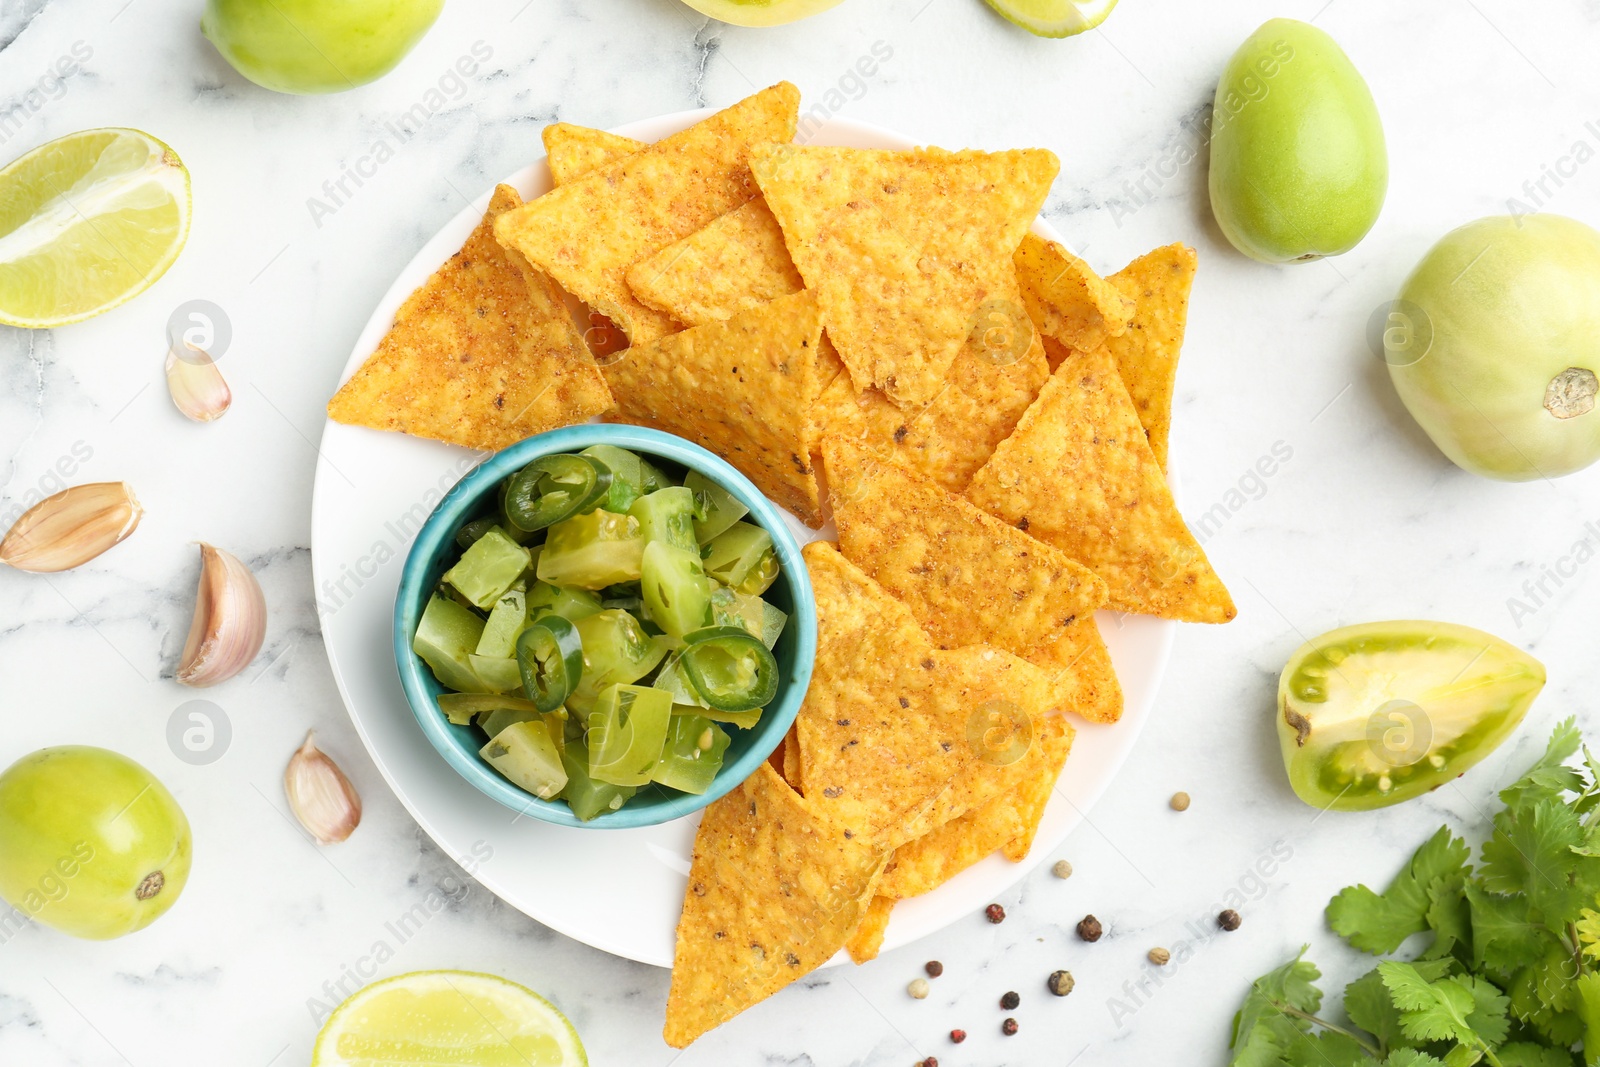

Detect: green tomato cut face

[1276,621,1545,811]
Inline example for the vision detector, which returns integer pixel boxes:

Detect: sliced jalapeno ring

[504,454,613,532]
[516,615,585,712]
[679,625,779,712]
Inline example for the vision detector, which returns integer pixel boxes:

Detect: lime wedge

[311,970,587,1067]
[983,0,1119,37]
[0,128,191,329]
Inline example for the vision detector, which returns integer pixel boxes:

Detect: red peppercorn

[950,1029,967,1044]
[1002,1017,1019,1036]
[985,903,1006,923]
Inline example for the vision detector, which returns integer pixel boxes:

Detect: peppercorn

[920,1058,939,1067]
[1076,914,1103,941]
[1148,947,1171,966]
[1170,791,1191,811]
[985,903,1006,923]
[925,960,944,978]
[1052,859,1073,879]
[1219,909,1242,932]
[1047,970,1075,996]
[999,990,1020,1010]
[1002,1017,1019,1036]
[949,1029,967,1044]
[908,977,930,999]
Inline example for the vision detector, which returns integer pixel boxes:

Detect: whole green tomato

[1208,19,1387,263]
[202,0,444,95]
[0,747,192,940]
[1386,214,1600,480]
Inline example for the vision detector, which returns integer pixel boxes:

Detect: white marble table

[2,0,1598,1063]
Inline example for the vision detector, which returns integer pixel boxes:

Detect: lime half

[0,128,191,329]
[311,970,587,1067]
[984,0,1119,37]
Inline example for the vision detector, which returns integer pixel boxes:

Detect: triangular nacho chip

[542,123,643,186]
[797,542,1050,848]
[844,894,894,964]
[601,289,830,526]
[1024,618,1123,724]
[1015,232,1136,361]
[496,82,800,346]
[965,345,1235,623]
[1105,243,1197,470]
[327,185,613,450]
[627,197,804,327]
[1000,712,1074,861]
[751,145,1059,408]
[664,762,886,1048]
[825,439,1108,661]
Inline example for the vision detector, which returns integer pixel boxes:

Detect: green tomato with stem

[0,747,192,940]
[202,0,445,95]
[1387,214,1600,480]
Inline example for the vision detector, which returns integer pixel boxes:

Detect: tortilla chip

[751,145,1059,408]
[600,288,830,526]
[664,762,886,1048]
[543,123,643,185]
[496,82,800,346]
[628,198,805,326]
[826,439,1107,663]
[781,722,804,793]
[1024,618,1123,724]
[816,309,1050,494]
[1015,233,1136,359]
[1105,244,1197,470]
[881,715,1073,897]
[797,542,1050,848]
[845,895,894,964]
[965,345,1236,623]
[327,185,613,450]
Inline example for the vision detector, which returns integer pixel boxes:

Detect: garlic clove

[176,543,266,687]
[0,482,143,573]
[284,731,362,845]
[165,345,231,422]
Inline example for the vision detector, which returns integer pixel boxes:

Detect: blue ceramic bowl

[394,425,816,829]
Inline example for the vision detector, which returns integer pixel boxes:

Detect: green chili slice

[516,615,585,712]
[504,454,613,532]
[679,625,779,712]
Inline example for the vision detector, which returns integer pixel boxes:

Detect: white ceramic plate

[310,110,1174,968]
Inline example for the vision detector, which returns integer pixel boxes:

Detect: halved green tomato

[1277,620,1546,811]
[504,454,612,532]
[679,626,779,712]
[587,684,673,787]
[515,615,584,713]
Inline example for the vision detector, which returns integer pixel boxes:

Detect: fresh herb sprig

[1230,719,1600,1067]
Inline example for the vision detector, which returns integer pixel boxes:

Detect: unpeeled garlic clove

[165,345,231,422]
[0,482,143,573]
[176,543,266,687]
[284,731,362,845]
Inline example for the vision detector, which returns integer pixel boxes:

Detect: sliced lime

[0,128,191,329]
[311,970,587,1067]
[983,0,1119,37]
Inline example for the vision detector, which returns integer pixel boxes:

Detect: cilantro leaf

[1230,947,1324,1066]
[1378,962,1481,1045]
[1496,1047,1575,1067]
[1329,828,1472,954]
[1499,717,1583,810]
[1345,959,1455,1052]
[1464,883,1549,974]
[1379,1052,1448,1067]
[1574,972,1600,1067]
[1479,799,1587,926]
[1424,877,1473,961]
[1459,974,1510,1047]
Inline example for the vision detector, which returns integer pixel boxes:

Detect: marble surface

[2,0,1599,1063]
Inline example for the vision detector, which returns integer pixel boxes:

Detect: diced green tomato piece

[582,445,646,513]
[437,693,542,726]
[734,548,779,596]
[469,655,523,694]
[685,470,749,543]
[758,601,787,649]
[588,684,673,787]
[679,626,780,711]
[703,522,777,595]
[671,701,760,730]
[504,453,613,532]
[442,527,532,609]
[652,714,730,794]
[436,582,481,614]
[480,721,568,800]
[1277,621,1546,811]
[479,706,540,739]
[560,737,636,821]
[568,609,668,715]
[641,541,713,638]
[515,615,584,713]
[474,586,529,659]
[638,456,674,494]
[455,517,499,551]
[413,595,492,693]
[526,580,603,623]
[628,487,699,552]
[537,510,646,589]
[653,654,706,708]
[709,584,783,646]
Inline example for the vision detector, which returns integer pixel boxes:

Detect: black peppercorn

[1219,909,1242,932]
[999,990,1020,1010]
[1076,914,1103,941]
